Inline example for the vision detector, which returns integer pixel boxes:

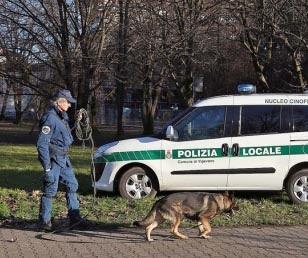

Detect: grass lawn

[0,144,308,229]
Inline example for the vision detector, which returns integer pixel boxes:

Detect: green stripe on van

[94,144,308,163]
[239,145,308,157]
[290,145,308,155]
[95,150,165,163]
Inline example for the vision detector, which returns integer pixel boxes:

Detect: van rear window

[292,106,308,132]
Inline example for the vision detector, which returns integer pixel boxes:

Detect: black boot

[69,215,89,230]
[37,221,52,232]
[69,209,90,230]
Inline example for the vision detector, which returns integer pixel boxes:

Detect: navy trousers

[39,160,80,223]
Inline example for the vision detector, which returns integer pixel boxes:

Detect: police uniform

[37,90,81,227]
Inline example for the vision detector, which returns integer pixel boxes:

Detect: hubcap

[125,173,152,199]
[293,176,308,202]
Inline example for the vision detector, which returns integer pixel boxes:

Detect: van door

[161,105,232,190]
[289,104,308,183]
[228,104,290,190]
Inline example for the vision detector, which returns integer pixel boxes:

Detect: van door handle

[221,143,229,156]
[232,143,239,156]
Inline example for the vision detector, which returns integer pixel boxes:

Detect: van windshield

[173,106,226,141]
[156,107,195,137]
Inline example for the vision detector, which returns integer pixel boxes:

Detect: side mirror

[166,125,178,140]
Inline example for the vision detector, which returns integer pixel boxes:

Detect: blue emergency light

[237,84,256,94]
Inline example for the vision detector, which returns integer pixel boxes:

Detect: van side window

[281,105,291,132]
[174,106,226,141]
[240,105,281,135]
[292,106,308,132]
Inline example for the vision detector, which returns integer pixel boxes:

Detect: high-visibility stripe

[94,144,308,163]
[95,150,164,163]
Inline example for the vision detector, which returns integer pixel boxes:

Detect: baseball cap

[54,89,76,103]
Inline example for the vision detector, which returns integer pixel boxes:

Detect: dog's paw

[199,234,211,239]
[147,238,154,242]
[180,235,189,239]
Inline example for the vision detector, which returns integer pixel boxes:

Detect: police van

[94,84,308,203]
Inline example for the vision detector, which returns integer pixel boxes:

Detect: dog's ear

[223,191,229,196]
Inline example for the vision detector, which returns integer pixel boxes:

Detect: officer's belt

[49,143,69,156]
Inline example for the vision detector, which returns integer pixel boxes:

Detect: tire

[118,167,158,200]
[286,169,308,204]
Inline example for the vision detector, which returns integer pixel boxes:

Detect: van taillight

[92,163,106,182]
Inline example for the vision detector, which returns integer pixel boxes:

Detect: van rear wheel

[118,167,157,199]
[286,169,308,204]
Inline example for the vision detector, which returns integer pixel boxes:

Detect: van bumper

[92,181,114,192]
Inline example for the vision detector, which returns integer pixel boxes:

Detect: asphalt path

[0,225,307,258]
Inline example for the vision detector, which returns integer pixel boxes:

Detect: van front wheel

[118,167,157,199]
[286,169,308,204]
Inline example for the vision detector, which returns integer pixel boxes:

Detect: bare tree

[0,84,9,120]
[269,0,308,91]
[229,0,308,92]
[0,0,116,113]
[127,1,168,134]
[115,0,130,136]
[229,0,276,91]
[159,0,225,107]
[69,0,117,110]
[0,15,36,123]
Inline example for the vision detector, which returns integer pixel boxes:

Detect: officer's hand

[75,110,83,122]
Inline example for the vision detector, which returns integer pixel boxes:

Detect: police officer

[37,89,85,230]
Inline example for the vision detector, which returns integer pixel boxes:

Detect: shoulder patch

[42,126,51,134]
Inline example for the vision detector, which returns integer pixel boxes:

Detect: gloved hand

[75,110,83,122]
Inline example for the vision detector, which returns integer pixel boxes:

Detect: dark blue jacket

[37,106,74,170]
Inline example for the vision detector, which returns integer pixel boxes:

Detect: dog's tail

[133,201,159,227]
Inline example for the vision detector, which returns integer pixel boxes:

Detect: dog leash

[75,108,97,197]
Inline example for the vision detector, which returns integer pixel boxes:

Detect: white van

[94,85,308,203]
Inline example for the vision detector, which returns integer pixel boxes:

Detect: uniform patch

[42,126,51,134]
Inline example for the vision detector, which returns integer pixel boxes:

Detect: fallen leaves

[29,190,41,199]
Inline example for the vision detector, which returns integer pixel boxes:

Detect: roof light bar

[237,84,256,94]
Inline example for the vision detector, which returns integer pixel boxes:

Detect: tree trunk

[57,0,73,91]
[142,80,156,135]
[281,35,306,92]
[250,54,269,92]
[75,54,93,129]
[116,0,130,136]
[77,66,91,109]
[181,43,194,107]
[116,81,124,135]
[181,75,194,107]
[141,63,163,135]
[142,101,154,135]
[292,52,306,92]
[0,85,9,120]
[12,84,22,124]
[239,2,270,92]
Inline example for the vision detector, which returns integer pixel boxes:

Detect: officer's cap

[54,89,76,103]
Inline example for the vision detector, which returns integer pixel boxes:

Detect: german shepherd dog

[134,192,236,241]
